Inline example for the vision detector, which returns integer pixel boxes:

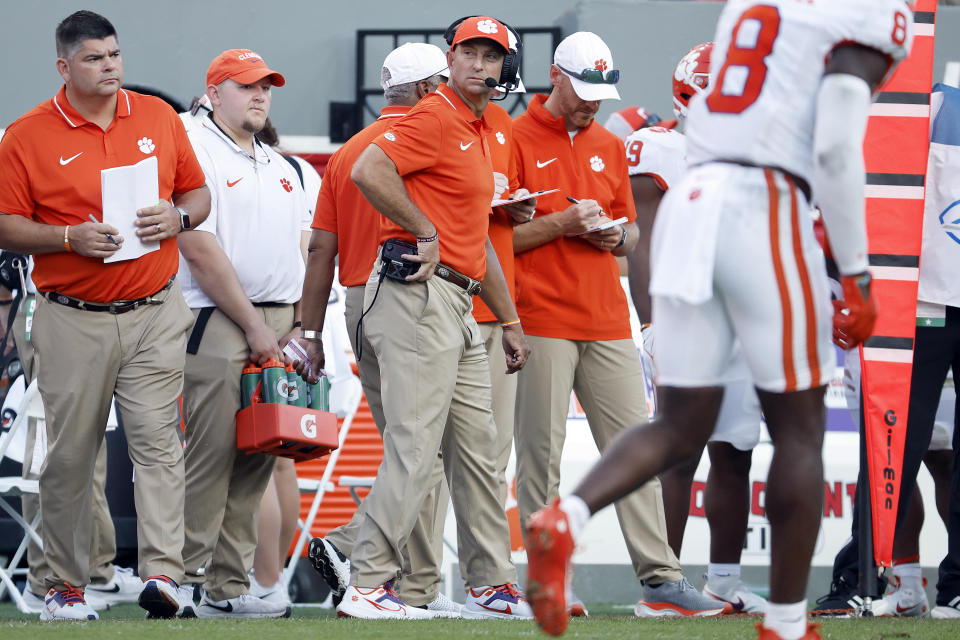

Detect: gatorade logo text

[276,378,289,398]
[301,414,317,439]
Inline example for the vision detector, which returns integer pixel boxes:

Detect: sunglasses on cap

[556,63,620,85]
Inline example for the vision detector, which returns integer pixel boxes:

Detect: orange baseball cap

[206,49,286,88]
[451,16,510,53]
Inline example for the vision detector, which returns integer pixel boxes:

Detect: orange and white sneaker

[464,584,533,620]
[568,590,588,617]
[39,584,98,621]
[336,582,433,620]
[525,500,576,635]
[755,622,824,639]
[874,576,930,617]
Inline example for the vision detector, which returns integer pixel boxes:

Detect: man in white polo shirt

[177,49,311,618]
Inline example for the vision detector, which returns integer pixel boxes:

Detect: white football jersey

[624,126,687,191]
[686,0,913,184]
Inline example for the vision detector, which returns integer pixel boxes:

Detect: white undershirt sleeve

[812,73,873,276]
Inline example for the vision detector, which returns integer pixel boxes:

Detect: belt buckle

[109,300,136,314]
[467,280,481,296]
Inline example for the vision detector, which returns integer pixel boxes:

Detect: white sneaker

[875,576,929,617]
[336,584,433,619]
[138,576,181,619]
[176,584,198,618]
[703,575,768,614]
[422,591,463,618]
[18,585,46,615]
[932,595,960,619]
[39,585,99,621]
[463,584,534,620]
[197,591,291,618]
[250,574,292,608]
[85,566,144,609]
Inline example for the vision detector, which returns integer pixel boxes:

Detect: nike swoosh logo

[897,604,914,613]
[368,597,403,613]
[730,598,745,611]
[479,602,512,614]
[227,178,244,187]
[60,152,83,165]
[536,158,557,168]
[460,141,474,151]
[87,584,121,594]
[206,601,234,612]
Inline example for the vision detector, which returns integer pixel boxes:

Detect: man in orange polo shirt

[0,11,209,621]
[511,32,727,617]
[333,16,531,620]
[298,42,460,616]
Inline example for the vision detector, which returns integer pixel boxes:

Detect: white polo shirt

[179,114,310,308]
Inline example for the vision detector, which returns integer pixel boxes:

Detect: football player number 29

[706,5,781,114]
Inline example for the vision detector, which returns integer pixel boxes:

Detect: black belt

[435,264,482,296]
[40,277,175,314]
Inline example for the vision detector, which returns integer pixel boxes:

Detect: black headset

[443,16,523,95]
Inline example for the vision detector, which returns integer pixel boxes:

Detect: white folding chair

[0,376,43,613]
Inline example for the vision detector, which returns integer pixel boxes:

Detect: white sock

[893,562,923,590]
[764,600,807,640]
[558,495,591,541]
[707,563,741,580]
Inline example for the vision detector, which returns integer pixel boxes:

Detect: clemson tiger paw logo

[383,132,396,142]
[280,178,293,192]
[496,131,506,145]
[594,59,608,72]
[589,155,604,172]
[477,19,499,34]
[137,137,155,153]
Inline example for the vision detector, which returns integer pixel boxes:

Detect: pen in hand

[88,214,120,247]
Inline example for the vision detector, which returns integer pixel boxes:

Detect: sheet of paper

[491,188,560,207]
[101,155,161,263]
[576,216,629,235]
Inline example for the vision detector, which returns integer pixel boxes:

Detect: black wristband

[292,320,302,328]
[417,232,438,243]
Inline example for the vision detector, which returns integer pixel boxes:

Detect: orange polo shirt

[472,101,518,324]
[0,86,206,302]
[314,105,410,287]
[512,94,637,341]
[373,83,494,281]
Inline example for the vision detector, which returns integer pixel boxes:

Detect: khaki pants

[456,322,517,583]
[13,297,116,593]
[322,285,446,606]
[351,268,515,589]
[181,306,292,600]
[514,336,682,584]
[32,281,193,589]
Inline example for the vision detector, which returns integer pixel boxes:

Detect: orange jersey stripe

[786,176,821,388]
[765,169,796,391]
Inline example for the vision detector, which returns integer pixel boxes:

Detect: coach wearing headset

[333,16,531,620]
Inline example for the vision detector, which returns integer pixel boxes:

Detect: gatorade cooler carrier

[236,361,338,461]
[236,402,338,461]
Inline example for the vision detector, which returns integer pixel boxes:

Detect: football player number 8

[706,5,781,114]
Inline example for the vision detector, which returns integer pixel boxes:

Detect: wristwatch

[301,329,322,340]
[177,207,191,231]
[613,225,627,249]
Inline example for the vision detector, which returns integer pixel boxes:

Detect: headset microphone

[484,77,498,88]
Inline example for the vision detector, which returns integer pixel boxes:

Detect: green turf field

[1,602,956,639]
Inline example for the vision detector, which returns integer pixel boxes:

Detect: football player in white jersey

[524,2,913,639]
[625,42,767,615]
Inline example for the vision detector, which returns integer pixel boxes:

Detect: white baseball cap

[553,32,620,102]
[381,42,449,90]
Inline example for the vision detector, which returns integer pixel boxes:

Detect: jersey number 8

[706,4,782,115]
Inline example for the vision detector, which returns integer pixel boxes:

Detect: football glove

[832,272,877,350]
